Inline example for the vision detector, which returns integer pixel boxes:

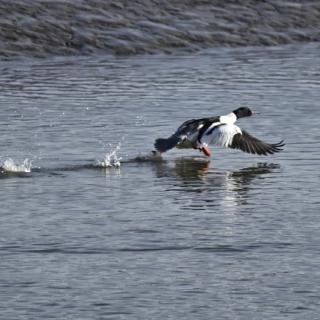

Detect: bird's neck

[219,112,237,124]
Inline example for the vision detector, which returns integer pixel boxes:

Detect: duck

[154,107,284,157]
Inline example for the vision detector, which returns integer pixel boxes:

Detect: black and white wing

[229,130,285,155]
[175,116,219,136]
[201,124,284,155]
[154,117,219,153]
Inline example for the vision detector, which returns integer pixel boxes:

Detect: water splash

[2,158,32,173]
[98,143,122,168]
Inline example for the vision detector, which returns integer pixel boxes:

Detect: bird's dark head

[232,107,255,119]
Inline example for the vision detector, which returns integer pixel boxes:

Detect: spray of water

[2,158,32,173]
[98,143,122,168]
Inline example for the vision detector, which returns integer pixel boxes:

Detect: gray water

[2,0,320,58]
[1,44,320,319]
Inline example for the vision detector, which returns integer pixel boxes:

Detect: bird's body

[154,107,284,157]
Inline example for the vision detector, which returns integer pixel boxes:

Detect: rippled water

[1,44,320,319]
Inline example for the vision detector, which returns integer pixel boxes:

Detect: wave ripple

[1,0,320,58]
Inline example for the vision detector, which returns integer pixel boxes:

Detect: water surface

[1,44,320,319]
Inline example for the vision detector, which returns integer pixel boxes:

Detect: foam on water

[1,158,32,173]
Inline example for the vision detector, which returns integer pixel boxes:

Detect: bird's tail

[154,135,180,153]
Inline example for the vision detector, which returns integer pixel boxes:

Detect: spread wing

[175,116,219,137]
[229,130,285,155]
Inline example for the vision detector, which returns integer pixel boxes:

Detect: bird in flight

[154,107,284,157]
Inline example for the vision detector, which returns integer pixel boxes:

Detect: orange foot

[200,146,211,157]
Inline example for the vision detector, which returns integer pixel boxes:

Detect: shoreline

[1,0,320,59]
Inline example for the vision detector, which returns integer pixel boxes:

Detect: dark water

[1,0,320,58]
[1,44,320,319]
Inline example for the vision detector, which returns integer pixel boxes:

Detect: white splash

[2,158,32,173]
[98,143,122,168]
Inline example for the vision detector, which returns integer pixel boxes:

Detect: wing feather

[230,130,285,155]
[175,116,219,137]
[154,116,220,153]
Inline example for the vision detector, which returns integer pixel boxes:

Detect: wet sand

[1,0,320,58]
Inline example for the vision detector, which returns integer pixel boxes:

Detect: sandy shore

[1,0,320,58]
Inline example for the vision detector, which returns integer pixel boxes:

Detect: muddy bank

[1,0,320,58]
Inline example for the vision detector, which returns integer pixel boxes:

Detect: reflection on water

[153,158,280,210]
[153,157,210,181]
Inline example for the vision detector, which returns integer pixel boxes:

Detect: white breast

[201,124,242,148]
